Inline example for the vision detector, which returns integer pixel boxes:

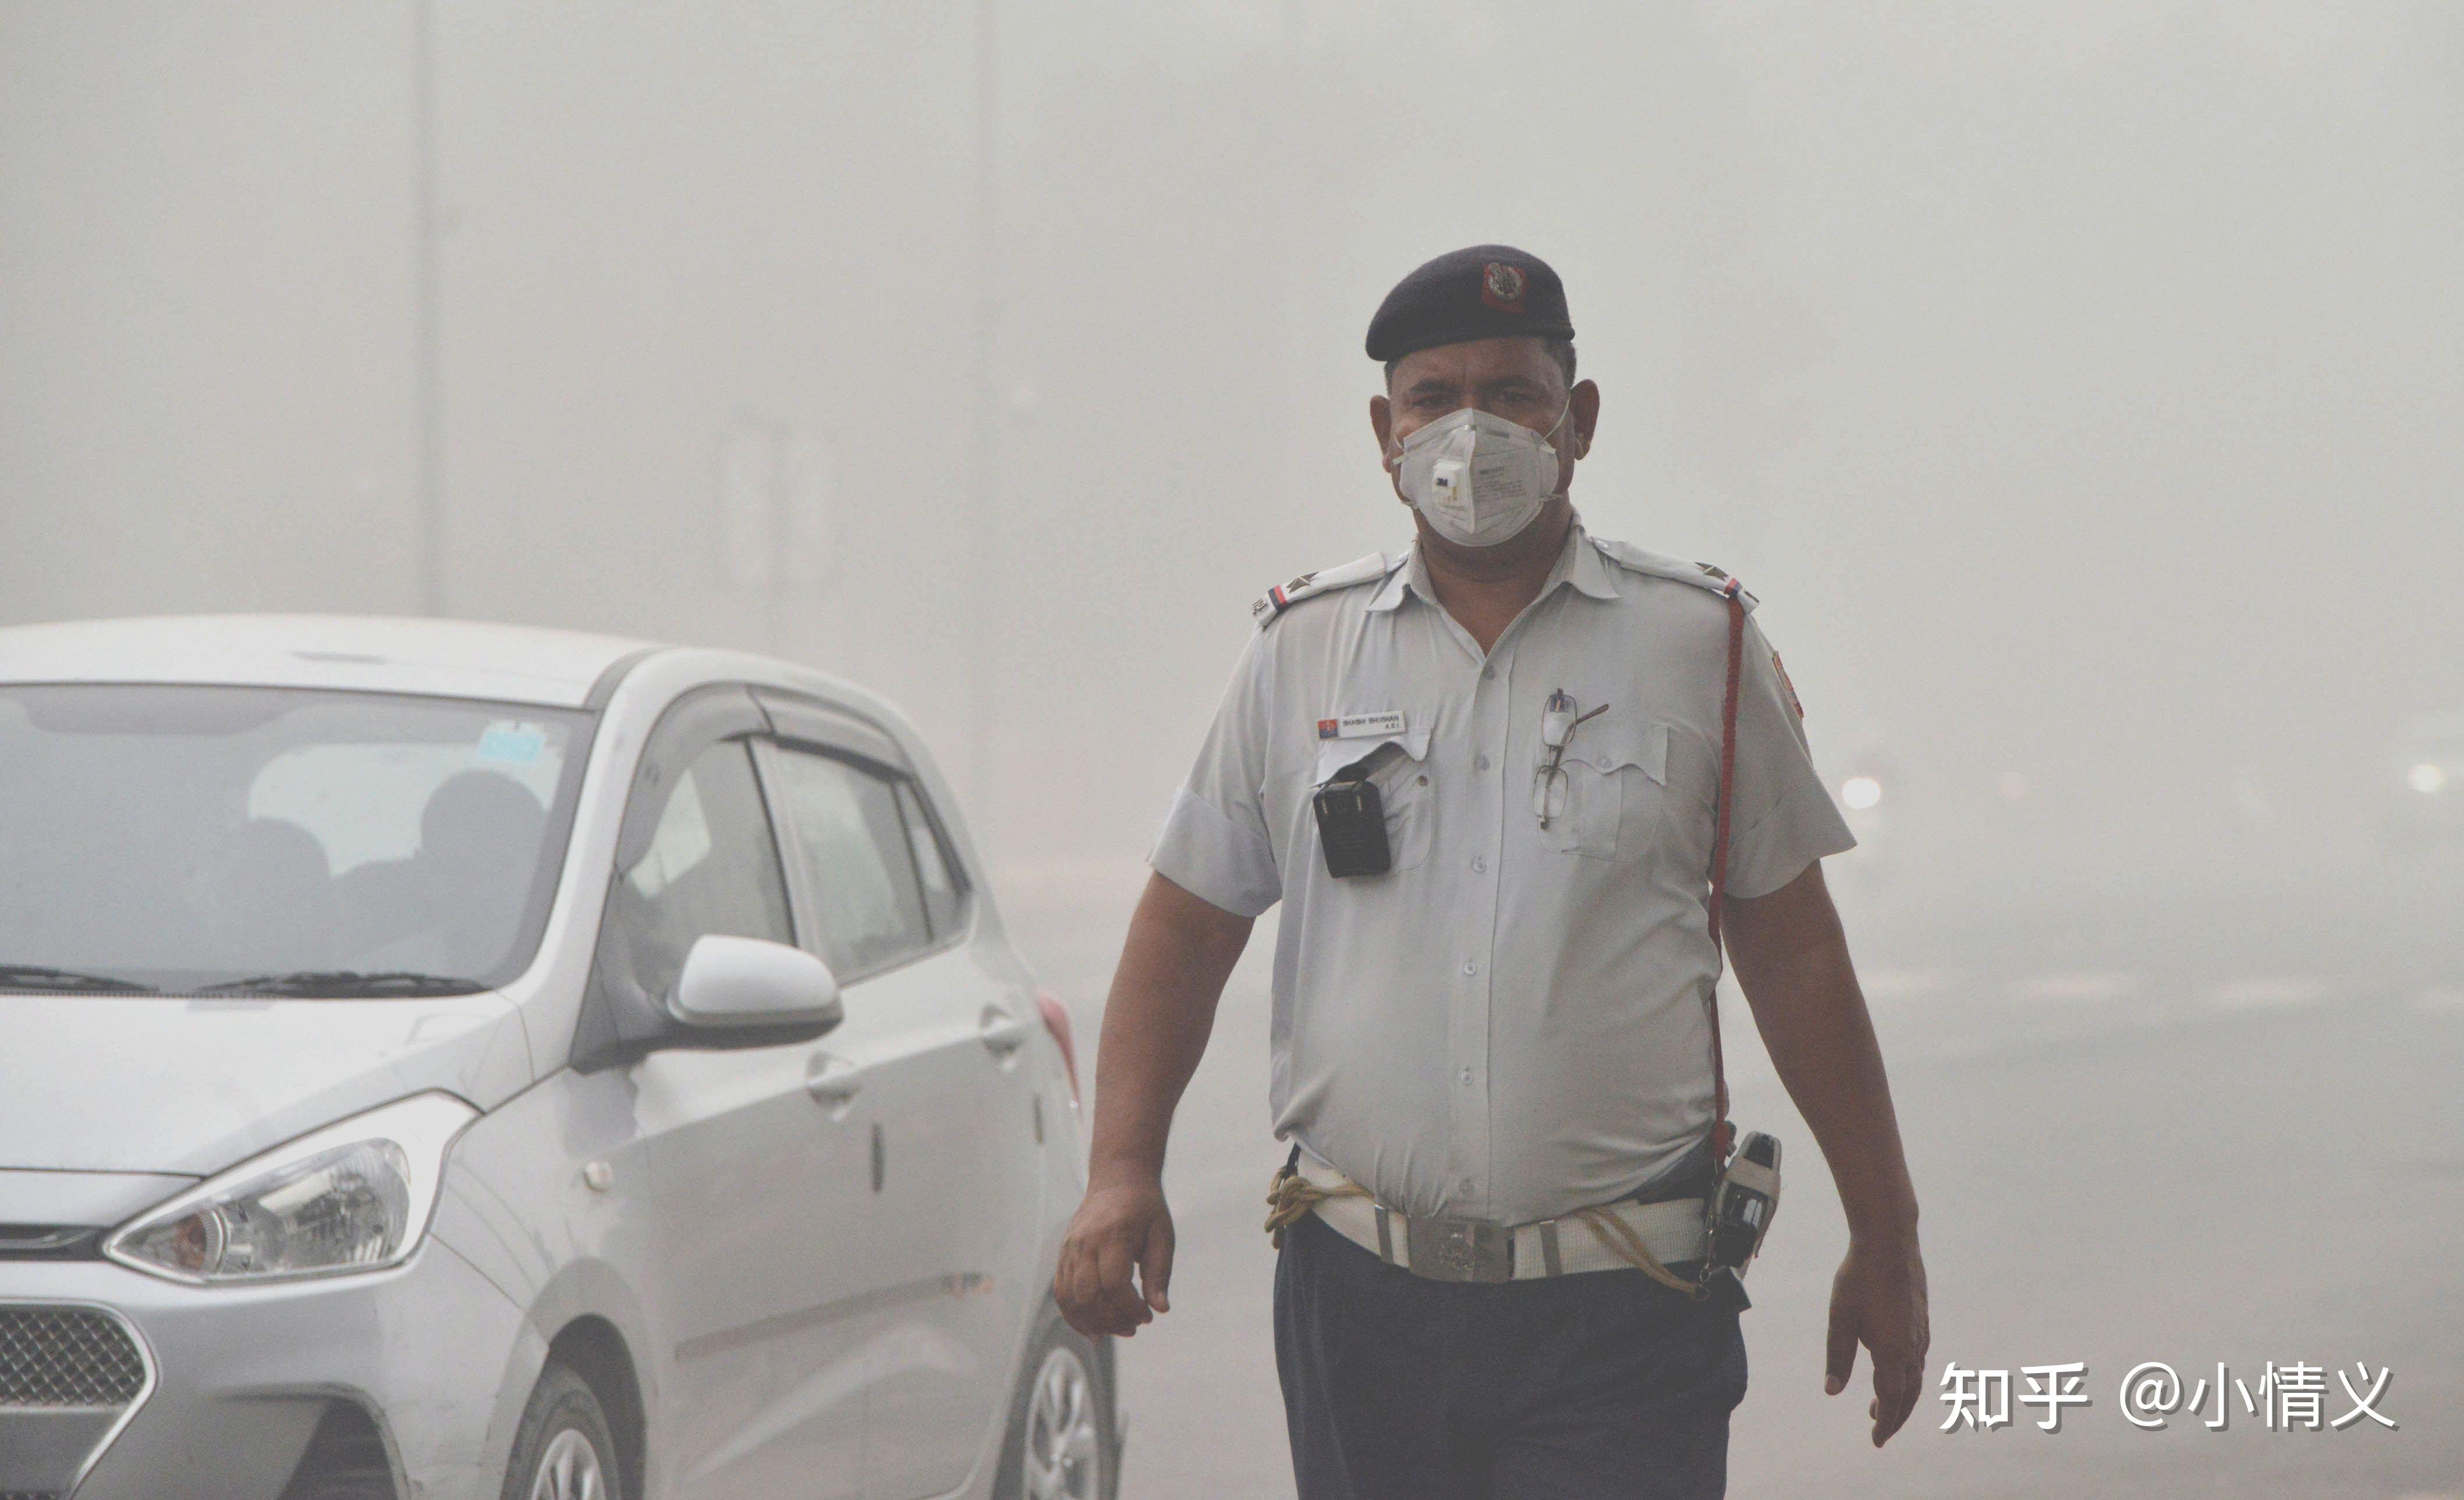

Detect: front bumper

[0,1237,543,1500]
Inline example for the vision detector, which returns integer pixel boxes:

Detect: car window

[0,686,589,994]
[602,739,793,1003]
[251,727,566,877]
[895,780,968,937]
[766,745,933,978]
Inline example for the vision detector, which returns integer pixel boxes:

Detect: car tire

[992,1311,1118,1500]
[500,1361,623,1500]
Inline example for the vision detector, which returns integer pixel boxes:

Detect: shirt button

[1474,753,1492,770]
[1461,959,1477,976]
[1459,1068,1474,1086]
[1483,666,1497,681]
[1472,854,1487,873]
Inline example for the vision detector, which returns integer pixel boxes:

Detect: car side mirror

[668,934,843,1033]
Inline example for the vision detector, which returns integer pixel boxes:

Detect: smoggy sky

[5,1,2458,906]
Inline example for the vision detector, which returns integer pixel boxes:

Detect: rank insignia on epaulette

[1772,651,1803,718]
[1249,573,1318,622]
[1589,537,1759,611]
[1253,552,1400,627]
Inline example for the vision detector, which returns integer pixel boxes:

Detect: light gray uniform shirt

[1150,520,1855,1226]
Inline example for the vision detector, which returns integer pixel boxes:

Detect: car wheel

[994,1314,1116,1500]
[501,1361,623,1500]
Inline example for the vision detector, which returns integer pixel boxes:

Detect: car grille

[0,1307,148,1408]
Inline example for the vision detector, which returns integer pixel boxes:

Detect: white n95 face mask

[1389,402,1572,548]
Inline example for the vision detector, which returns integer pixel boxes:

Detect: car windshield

[0,685,593,995]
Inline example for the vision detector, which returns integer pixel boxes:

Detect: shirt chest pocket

[1312,731,1435,874]
[1539,717,1668,861]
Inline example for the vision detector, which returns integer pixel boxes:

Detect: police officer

[1055,245,1929,1497]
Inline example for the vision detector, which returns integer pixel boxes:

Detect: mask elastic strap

[1540,397,1580,492]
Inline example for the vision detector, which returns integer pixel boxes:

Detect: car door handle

[978,1006,1032,1061]
[804,1053,863,1116]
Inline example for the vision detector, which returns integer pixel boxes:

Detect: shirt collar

[1562,517,1621,601]
[1367,514,1618,613]
[1365,547,1420,612]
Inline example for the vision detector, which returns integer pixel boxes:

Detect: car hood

[0,992,534,1177]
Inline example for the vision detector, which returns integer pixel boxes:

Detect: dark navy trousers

[1273,1210,1747,1500]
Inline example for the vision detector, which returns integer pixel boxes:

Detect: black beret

[1364,244,1573,363]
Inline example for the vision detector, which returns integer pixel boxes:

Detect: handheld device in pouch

[1313,759,1392,878]
[1708,1132,1781,1267]
[1700,1132,1781,1311]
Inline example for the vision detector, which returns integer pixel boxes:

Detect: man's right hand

[1054,872,1252,1341]
[1055,1176,1176,1338]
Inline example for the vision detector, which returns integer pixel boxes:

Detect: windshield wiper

[197,970,486,998]
[0,964,158,994]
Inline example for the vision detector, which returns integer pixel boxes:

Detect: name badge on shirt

[1317,710,1408,740]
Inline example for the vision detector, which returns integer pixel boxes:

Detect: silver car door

[843,948,1040,1500]
[589,700,868,1500]
[755,732,1041,1500]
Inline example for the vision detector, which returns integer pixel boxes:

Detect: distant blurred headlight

[1841,775,1884,811]
[2408,763,2447,795]
[105,1092,475,1285]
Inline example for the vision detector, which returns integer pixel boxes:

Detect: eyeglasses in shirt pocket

[1540,717,1668,861]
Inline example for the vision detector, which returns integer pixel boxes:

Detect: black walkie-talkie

[1313,760,1392,878]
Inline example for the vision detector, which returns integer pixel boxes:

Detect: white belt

[1296,1159,1707,1285]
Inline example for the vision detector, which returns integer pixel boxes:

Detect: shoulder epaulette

[1252,552,1402,629]
[1590,537,1759,613]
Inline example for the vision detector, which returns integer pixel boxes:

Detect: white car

[0,615,1116,1500]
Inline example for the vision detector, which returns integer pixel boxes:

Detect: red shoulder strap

[1703,579,1747,1164]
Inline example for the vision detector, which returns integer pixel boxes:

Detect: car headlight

[104,1092,477,1286]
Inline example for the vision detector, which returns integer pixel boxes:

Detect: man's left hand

[1824,1234,1930,1446]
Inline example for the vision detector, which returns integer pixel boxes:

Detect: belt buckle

[1407,1215,1513,1283]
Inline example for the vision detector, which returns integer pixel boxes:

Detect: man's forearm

[1722,864,1919,1242]
[1085,872,1255,1186]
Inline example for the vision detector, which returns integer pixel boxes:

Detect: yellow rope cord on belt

[1572,1205,1703,1295]
[1263,1164,1371,1249]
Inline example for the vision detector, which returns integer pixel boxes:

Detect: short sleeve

[1721,616,1856,899]
[1148,630,1282,917]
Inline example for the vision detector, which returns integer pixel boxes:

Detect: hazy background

[5,3,2460,1496]
[9,0,2460,896]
